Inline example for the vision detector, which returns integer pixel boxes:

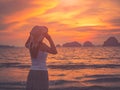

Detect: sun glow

[0,0,120,46]
[60,0,79,6]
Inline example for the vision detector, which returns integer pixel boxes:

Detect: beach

[0,47,120,90]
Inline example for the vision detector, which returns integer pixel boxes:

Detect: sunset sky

[0,0,120,46]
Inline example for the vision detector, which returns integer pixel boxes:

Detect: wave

[50,80,79,85]
[48,64,120,70]
[0,79,120,90]
[84,74,120,78]
[93,57,120,60]
[0,62,30,68]
[49,86,120,90]
[84,77,120,83]
[0,81,25,86]
[0,63,120,70]
[1,85,120,90]
[0,81,25,90]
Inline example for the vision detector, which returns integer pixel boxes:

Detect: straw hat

[27,25,48,48]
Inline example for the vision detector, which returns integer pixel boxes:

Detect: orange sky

[0,0,120,46]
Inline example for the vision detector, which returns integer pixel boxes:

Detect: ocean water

[0,47,120,90]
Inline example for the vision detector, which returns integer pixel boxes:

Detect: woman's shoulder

[39,42,49,52]
[39,42,48,48]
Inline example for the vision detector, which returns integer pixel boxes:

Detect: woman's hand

[44,33,57,54]
[45,33,51,40]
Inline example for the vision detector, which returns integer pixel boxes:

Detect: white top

[30,50,48,70]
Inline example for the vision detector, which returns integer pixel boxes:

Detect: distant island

[83,41,94,47]
[59,36,120,47]
[103,37,120,46]
[62,41,81,47]
[0,45,15,48]
[1,36,120,48]
[56,44,61,47]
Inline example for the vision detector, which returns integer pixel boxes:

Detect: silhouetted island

[0,45,15,48]
[103,37,120,46]
[62,41,81,47]
[83,41,94,47]
[56,44,61,47]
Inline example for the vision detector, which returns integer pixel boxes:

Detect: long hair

[29,42,40,59]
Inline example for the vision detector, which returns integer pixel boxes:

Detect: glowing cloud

[0,0,120,46]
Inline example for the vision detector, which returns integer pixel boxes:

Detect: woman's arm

[25,36,30,48]
[41,33,57,54]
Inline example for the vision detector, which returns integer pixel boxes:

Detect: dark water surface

[0,47,120,90]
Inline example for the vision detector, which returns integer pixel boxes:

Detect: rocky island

[83,41,94,47]
[0,45,15,48]
[62,41,81,47]
[103,37,120,46]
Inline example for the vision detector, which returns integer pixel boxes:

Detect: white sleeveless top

[30,50,48,70]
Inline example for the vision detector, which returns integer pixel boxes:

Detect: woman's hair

[30,42,41,59]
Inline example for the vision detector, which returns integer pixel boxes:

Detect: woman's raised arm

[43,33,57,54]
[25,36,30,48]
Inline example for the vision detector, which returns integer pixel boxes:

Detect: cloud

[0,22,18,30]
[0,0,57,23]
[72,26,120,34]
[108,0,120,6]
[106,17,120,26]
[0,0,32,17]
[0,0,120,46]
[0,0,58,31]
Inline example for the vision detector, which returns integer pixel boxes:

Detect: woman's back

[30,50,48,70]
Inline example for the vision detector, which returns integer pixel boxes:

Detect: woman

[25,25,57,90]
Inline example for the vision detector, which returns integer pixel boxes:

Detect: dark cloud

[0,31,13,36]
[108,0,120,6]
[106,17,120,26]
[82,8,104,16]
[98,29,120,34]
[0,0,33,30]
[0,22,18,30]
[67,26,101,32]
[0,0,32,17]
[66,26,120,34]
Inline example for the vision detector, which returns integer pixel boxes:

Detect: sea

[0,47,120,90]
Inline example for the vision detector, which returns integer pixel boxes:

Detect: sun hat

[26,25,48,48]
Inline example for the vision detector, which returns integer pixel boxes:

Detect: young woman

[25,25,57,90]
